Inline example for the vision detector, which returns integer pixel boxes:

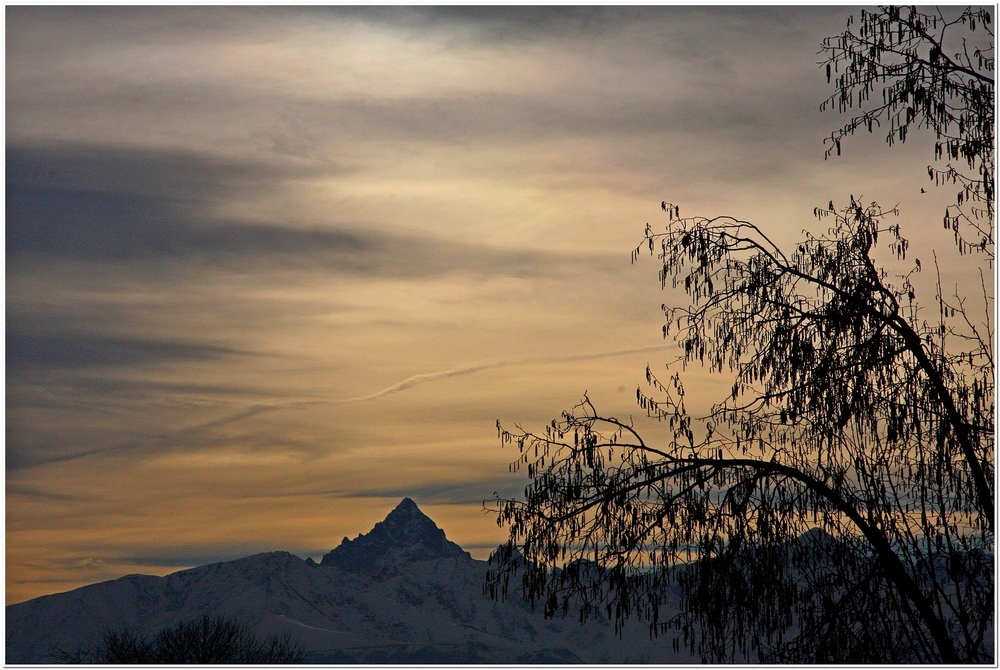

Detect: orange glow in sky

[6,6,987,605]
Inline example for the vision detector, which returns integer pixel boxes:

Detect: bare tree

[488,6,993,664]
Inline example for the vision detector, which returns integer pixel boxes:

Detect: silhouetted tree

[822,5,994,255]
[55,614,305,664]
[488,6,993,664]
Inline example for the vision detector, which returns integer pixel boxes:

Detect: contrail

[337,343,674,404]
[337,363,499,403]
[171,343,676,436]
[40,344,677,467]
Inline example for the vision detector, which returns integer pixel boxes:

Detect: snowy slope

[7,499,695,664]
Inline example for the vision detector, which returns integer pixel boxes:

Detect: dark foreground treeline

[56,614,304,664]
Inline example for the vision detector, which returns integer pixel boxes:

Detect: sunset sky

[6,6,979,605]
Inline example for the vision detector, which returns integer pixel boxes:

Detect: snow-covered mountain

[7,499,695,664]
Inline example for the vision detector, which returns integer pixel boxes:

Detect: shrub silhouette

[56,614,305,664]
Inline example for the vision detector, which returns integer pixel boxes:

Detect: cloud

[306,6,652,40]
[7,7,850,187]
[9,142,617,280]
[135,343,677,437]
[7,483,88,503]
[226,477,524,508]
[345,480,527,507]
[5,306,270,470]
[3,142,640,476]
[67,377,319,401]
[7,331,245,372]
[7,341,674,473]
[7,142,345,264]
[7,7,828,61]
[6,143,310,202]
[301,6,846,53]
[6,445,111,472]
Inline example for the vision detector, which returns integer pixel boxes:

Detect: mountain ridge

[6,499,694,664]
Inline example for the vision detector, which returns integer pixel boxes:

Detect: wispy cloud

[8,343,675,471]
[150,344,677,436]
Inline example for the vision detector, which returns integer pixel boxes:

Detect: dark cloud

[7,483,88,503]
[8,6,813,52]
[5,305,266,471]
[8,293,253,374]
[302,6,847,48]
[73,377,321,401]
[304,5,653,42]
[7,143,342,263]
[7,398,205,471]
[6,143,303,202]
[8,143,610,279]
[6,443,110,472]
[7,330,243,372]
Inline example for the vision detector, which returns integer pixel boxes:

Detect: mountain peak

[320,498,469,573]
[385,497,421,522]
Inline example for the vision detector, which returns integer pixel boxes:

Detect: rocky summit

[321,497,469,574]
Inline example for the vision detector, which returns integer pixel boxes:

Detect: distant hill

[6,499,696,664]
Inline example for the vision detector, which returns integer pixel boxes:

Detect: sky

[5,6,987,605]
